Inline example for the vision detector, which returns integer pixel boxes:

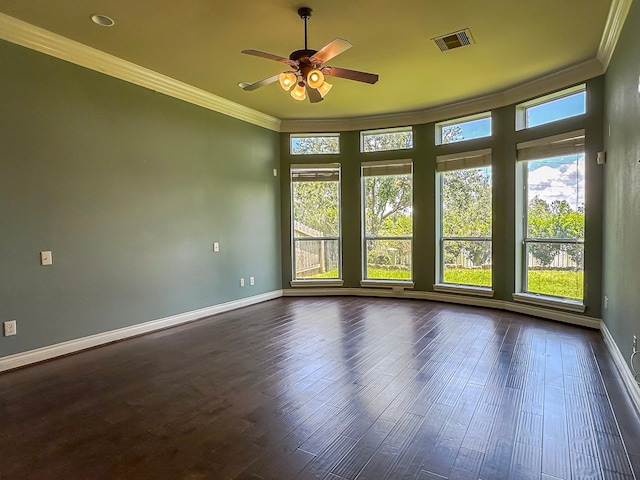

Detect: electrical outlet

[634,335,637,353]
[240,278,245,287]
[250,276,255,286]
[3,320,17,337]
[213,242,220,252]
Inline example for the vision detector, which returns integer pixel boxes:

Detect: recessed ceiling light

[91,14,115,27]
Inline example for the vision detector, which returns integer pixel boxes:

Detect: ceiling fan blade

[323,66,379,84]
[238,74,280,91]
[309,38,352,64]
[241,49,290,63]
[306,85,324,103]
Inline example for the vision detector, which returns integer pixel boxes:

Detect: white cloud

[528,158,584,209]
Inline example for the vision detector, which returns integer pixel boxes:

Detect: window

[436,112,491,145]
[360,127,413,153]
[437,149,492,289]
[518,130,585,301]
[362,160,413,282]
[291,164,341,282]
[517,84,586,130]
[290,134,340,155]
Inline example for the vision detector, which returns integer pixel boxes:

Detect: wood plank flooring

[0,296,638,479]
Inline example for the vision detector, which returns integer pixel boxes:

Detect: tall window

[437,150,492,288]
[518,130,585,301]
[291,164,341,281]
[362,160,413,281]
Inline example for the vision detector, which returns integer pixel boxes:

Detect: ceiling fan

[239,7,379,103]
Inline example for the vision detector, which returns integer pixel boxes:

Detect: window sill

[512,292,585,313]
[433,283,494,297]
[290,279,344,287]
[360,280,415,289]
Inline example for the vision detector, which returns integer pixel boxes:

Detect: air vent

[432,29,474,52]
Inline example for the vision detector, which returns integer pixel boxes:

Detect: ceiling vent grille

[433,29,474,52]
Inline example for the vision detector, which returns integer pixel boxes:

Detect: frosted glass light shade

[291,82,306,101]
[317,81,333,98]
[307,69,324,89]
[279,72,297,91]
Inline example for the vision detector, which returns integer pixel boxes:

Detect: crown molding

[597,0,633,70]
[0,1,626,135]
[0,13,281,132]
[280,58,605,133]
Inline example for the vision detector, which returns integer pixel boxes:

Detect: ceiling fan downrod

[298,7,312,50]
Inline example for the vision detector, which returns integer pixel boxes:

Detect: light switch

[213,242,220,252]
[40,251,52,266]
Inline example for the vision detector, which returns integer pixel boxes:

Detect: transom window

[362,160,413,281]
[290,134,340,155]
[291,164,341,281]
[518,130,585,301]
[360,127,413,153]
[437,149,492,288]
[436,112,492,145]
[517,84,586,130]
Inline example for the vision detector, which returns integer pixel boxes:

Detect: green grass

[526,270,583,300]
[366,268,411,280]
[444,268,492,287]
[303,267,583,300]
[444,268,583,300]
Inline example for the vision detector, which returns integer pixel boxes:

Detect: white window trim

[436,154,493,289]
[433,283,494,297]
[291,164,342,282]
[516,145,585,303]
[291,279,344,287]
[362,159,414,283]
[513,292,585,313]
[360,126,413,153]
[435,111,492,145]
[360,280,415,289]
[290,133,340,155]
[515,84,586,131]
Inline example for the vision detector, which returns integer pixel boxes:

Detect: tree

[291,136,339,155]
[362,130,412,152]
[292,181,339,236]
[527,197,584,267]
[441,168,492,266]
[364,174,412,270]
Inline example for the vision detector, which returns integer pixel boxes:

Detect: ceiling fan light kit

[279,71,297,91]
[291,82,307,101]
[239,6,378,104]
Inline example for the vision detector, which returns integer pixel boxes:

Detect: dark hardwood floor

[1,297,638,479]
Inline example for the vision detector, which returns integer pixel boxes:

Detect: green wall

[603,0,640,370]
[281,78,605,318]
[0,40,281,357]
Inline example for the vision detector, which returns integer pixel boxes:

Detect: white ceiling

[0,0,615,124]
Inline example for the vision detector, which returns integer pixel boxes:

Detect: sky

[528,155,585,209]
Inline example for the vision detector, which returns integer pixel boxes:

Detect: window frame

[516,130,586,307]
[435,112,492,145]
[290,163,343,286]
[516,84,586,131]
[360,159,414,287]
[360,126,414,153]
[435,149,493,295]
[290,133,340,155]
